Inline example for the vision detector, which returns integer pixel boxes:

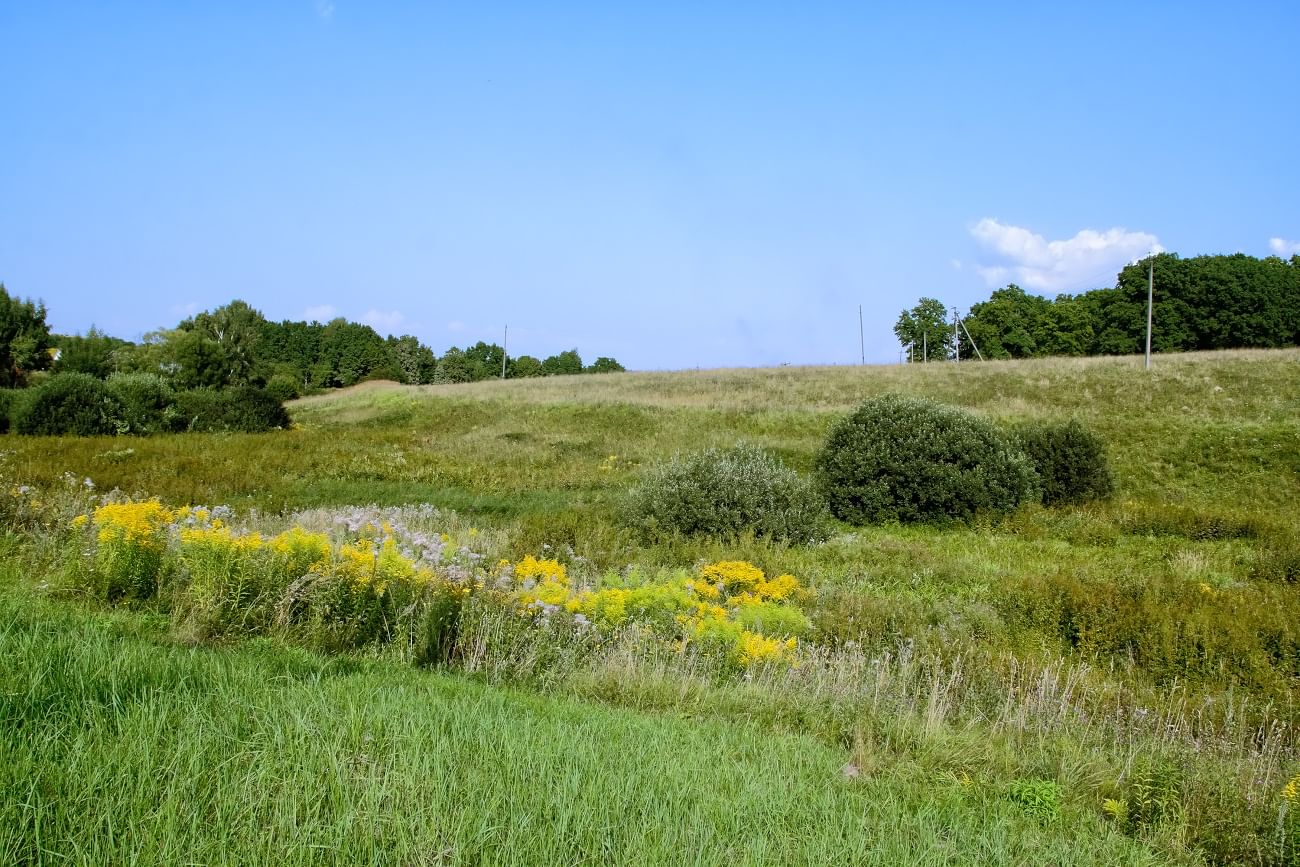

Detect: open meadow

[3,348,1299,865]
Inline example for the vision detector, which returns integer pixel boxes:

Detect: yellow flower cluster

[498,557,807,667]
[737,631,798,666]
[1284,773,1299,803]
[700,560,765,592]
[91,500,172,549]
[514,555,568,583]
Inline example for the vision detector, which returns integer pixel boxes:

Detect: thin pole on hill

[923,331,927,363]
[501,325,508,380]
[952,307,960,363]
[1145,256,1154,370]
[858,305,865,365]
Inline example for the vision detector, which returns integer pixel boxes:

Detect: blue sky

[3,1,1297,369]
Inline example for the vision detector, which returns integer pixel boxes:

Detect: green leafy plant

[627,444,827,542]
[1007,778,1061,822]
[174,386,290,433]
[106,372,181,435]
[815,394,1037,524]
[1016,419,1113,506]
[11,372,125,436]
[264,371,302,402]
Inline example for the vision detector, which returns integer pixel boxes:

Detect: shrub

[264,372,302,403]
[1016,419,1113,506]
[11,372,124,436]
[174,386,290,433]
[106,372,180,435]
[815,394,1037,524]
[627,444,827,542]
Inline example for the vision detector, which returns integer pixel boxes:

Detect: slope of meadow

[3,348,1299,864]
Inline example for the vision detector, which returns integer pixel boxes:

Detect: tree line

[895,252,1300,360]
[1,291,624,400]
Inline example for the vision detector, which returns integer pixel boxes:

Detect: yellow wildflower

[755,573,806,602]
[700,560,765,594]
[93,500,171,548]
[1284,774,1299,803]
[737,630,797,666]
[515,555,568,585]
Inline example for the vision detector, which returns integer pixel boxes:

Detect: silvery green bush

[628,444,826,542]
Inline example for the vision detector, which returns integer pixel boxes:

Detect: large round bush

[107,372,181,435]
[628,444,826,542]
[1016,419,1114,506]
[815,394,1037,524]
[12,372,124,436]
[175,386,290,433]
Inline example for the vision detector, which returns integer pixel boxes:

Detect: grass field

[3,349,1299,864]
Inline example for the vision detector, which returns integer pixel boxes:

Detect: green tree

[893,298,951,361]
[388,335,437,384]
[464,341,506,380]
[434,347,475,383]
[182,300,268,385]
[0,284,54,387]
[170,329,230,390]
[541,348,583,376]
[586,356,625,373]
[318,319,398,386]
[508,355,543,378]
[54,327,131,379]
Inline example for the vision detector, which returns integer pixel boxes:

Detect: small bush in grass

[175,386,290,432]
[11,372,125,436]
[106,372,180,435]
[626,444,827,542]
[815,394,1037,524]
[1016,419,1113,506]
[264,372,301,402]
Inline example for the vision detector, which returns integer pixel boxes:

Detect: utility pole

[858,305,865,365]
[501,325,508,380]
[952,307,960,363]
[1144,256,1154,370]
[922,331,927,363]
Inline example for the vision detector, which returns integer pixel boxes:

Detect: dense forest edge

[896,252,1300,361]
[0,288,625,401]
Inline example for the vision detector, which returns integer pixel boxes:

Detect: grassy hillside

[3,348,1299,864]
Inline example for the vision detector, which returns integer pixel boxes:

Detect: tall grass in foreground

[0,585,1163,867]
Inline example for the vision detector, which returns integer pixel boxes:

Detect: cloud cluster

[970,218,1161,293]
[361,309,406,332]
[304,304,338,322]
[1269,237,1300,257]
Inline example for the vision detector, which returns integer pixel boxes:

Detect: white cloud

[446,320,466,333]
[1269,237,1300,256]
[304,304,337,322]
[361,309,405,332]
[970,218,1162,293]
[315,0,335,19]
